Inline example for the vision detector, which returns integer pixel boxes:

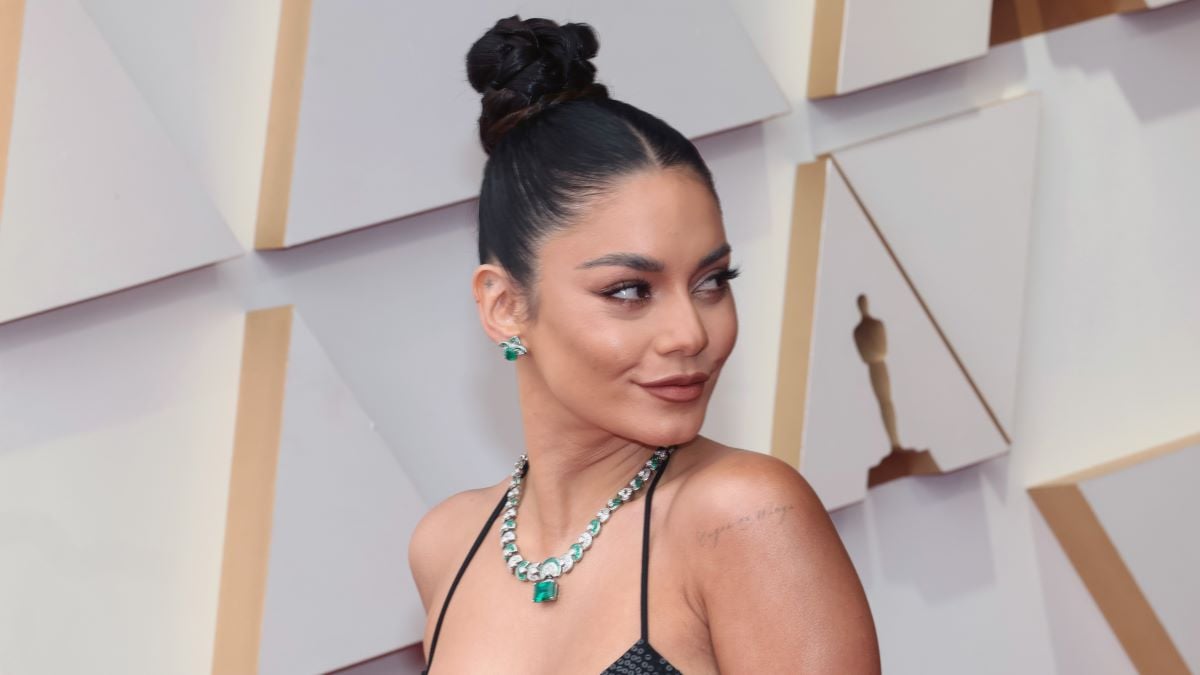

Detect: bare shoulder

[408,480,507,614]
[668,438,880,673]
[669,440,830,553]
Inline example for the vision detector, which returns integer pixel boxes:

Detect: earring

[498,335,528,361]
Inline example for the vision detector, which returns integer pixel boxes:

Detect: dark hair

[465,15,720,301]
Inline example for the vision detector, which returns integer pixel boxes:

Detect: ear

[472,263,527,344]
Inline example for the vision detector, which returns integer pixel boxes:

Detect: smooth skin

[409,166,880,673]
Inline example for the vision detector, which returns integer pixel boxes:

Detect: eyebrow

[577,242,732,273]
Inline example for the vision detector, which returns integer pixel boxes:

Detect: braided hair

[464,15,719,305]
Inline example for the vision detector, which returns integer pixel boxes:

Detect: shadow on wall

[805,45,1029,157]
[833,457,1000,604]
[1042,0,1200,122]
[852,292,942,486]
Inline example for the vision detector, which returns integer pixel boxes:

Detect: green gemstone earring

[498,335,528,361]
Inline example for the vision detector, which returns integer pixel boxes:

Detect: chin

[631,409,707,449]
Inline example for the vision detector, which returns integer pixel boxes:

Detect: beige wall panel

[775,158,1006,510]
[1031,432,1199,674]
[75,0,282,249]
[0,297,245,674]
[0,0,242,325]
[258,307,429,673]
[1078,434,1200,672]
[809,0,992,98]
[832,95,1041,439]
[266,0,789,248]
[212,305,431,674]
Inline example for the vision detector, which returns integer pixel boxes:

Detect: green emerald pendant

[533,579,558,603]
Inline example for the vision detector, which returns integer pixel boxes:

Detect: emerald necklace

[499,445,676,602]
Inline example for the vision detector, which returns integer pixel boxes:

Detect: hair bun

[466,15,609,154]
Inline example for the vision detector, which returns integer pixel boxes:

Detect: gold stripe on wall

[770,160,827,468]
[807,0,845,99]
[1030,485,1188,674]
[990,0,1150,46]
[1029,431,1200,675]
[255,0,313,249]
[0,0,25,223]
[211,305,295,674]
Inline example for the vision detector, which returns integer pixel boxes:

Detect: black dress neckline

[420,449,682,673]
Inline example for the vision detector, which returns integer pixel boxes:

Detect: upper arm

[680,451,879,674]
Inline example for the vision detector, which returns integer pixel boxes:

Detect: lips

[637,372,710,403]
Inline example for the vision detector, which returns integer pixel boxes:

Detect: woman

[409,15,879,674]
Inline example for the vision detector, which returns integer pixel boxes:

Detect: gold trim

[807,0,845,99]
[211,305,295,673]
[255,0,313,250]
[1030,433,1196,675]
[990,0,1147,46]
[770,160,827,467]
[825,92,1038,163]
[0,0,25,223]
[1115,0,1151,11]
[1039,430,1200,487]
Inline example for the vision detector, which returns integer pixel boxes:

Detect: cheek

[705,297,739,363]
[572,330,633,379]
[539,302,646,381]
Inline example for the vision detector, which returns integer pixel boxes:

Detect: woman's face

[519,166,738,447]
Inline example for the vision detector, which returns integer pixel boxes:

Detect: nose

[654,289,709,357]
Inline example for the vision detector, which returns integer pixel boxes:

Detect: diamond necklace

[499,445,676,603]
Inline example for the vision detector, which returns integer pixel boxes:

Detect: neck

[521,436,656,545]
[511,367,666,555]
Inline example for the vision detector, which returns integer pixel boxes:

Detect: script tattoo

[695,502,796,549]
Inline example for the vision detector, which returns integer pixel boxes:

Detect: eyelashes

[707,266,741,286]
[599,266,741,305]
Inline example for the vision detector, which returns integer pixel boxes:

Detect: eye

[694,266,741,293]
[601,281,652,303]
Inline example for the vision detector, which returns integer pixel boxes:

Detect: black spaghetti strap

[424,487,509,670]
[425,449,674,673]
[640,450,671,643]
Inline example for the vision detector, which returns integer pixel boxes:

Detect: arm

[682,451,880,673]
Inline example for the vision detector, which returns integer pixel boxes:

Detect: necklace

[499,445,676,603]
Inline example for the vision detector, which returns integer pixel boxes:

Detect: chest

[422,520,716,673]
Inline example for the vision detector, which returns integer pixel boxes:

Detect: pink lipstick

[637,372,709,403]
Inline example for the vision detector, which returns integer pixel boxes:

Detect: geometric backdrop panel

[0,0,241,324]
[75,0,281,248]
[833,94,1041,440]
[773,157,1007,510]
[271,306,428,673]
[0,297,244,675]
[1030,431,1199,675]
[808,0,992,98]
[261,0,790,248]
[211,305,428,675]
